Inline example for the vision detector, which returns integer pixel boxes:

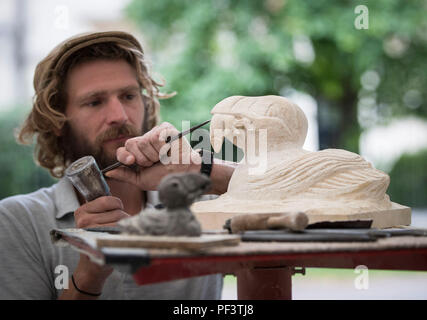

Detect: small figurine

[118,172,211,237]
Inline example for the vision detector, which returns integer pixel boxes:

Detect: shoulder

[0,184,58,228]
[0,185,55,214]
[0,186,62,299]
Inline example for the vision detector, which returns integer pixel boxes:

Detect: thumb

[104,166,138,185]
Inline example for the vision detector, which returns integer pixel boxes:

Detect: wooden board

[194,202,411,231]
[96,234,241,251]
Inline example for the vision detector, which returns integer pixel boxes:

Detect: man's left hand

[105,122,201,190]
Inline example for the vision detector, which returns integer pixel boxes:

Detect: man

[0,31,235,299]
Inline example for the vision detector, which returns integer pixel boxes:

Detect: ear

[53,126,62,137]
[53,120,67,137]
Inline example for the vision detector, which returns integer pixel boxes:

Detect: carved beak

[210,113,255,153]
[210,114,227,153]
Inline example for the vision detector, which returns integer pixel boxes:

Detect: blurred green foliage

[127,0,427,152]
[388,149,427,207]
[1,1,426,207]
[126,0,426,207]
[0,109,55,200]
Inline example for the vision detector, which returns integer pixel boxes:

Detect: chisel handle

[266,212,309,231]
[230,212,309,233]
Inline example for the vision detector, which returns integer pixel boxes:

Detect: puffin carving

[192,95,410,228]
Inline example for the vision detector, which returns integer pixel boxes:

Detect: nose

[105,96,129,126]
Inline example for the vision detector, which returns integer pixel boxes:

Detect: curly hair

[17,31,172,178]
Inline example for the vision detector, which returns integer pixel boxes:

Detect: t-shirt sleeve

[0,204,55,299]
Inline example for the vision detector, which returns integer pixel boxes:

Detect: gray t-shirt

[0,178,222,299]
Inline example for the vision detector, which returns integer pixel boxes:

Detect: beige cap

[34,31,144,92]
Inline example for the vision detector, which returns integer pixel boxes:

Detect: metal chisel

[101,119,210,174]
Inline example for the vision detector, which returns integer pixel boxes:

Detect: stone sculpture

[192,95,411,229]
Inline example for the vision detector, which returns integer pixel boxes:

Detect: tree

[388,149,427,207]
[0,109,54,200]
[126,0,426,153]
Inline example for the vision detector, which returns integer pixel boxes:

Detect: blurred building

[0,0,139,111]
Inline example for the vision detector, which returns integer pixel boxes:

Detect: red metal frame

[133,248,427,299]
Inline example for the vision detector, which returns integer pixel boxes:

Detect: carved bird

[117,172,211,237]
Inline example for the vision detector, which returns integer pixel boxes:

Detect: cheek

[128,106,144,130]
[67,118,97,144]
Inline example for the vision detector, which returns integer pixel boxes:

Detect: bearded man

[0,31,235,299]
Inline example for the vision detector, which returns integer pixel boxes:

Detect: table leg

[236,266,292,300]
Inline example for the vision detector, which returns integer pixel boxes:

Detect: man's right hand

[74,196,130,228]
[59,196,129,300]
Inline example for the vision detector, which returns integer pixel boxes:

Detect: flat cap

[34,31,144,91]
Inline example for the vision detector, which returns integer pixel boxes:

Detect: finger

[128,136,158,165]
[155,123,179,150]
[125,138,153,167]
[157,123,179,144]
[76,211,130,229]
[169,136,193,165]
[138,137,160,164]
[84,210,130,225]
[109,161,166,191]
[116,147,135,165]
[78,196,124,214]
[131,162,171,190]
[88,222,125,229]
[104,166,139,185]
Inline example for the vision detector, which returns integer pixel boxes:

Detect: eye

[86,100,102,107]
[122,93,137,102]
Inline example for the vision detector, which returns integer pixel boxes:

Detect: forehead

[65,59,139,100]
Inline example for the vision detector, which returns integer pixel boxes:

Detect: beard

[62,123,142,169]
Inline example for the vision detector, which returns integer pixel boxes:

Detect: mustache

[95,124,141,145]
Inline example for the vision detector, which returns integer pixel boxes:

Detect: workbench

[51,228,427,300]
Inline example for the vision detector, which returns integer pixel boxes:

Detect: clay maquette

[119,172,210,236]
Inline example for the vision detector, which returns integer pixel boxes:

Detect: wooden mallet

[230,212,309,233]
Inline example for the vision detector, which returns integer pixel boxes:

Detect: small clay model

[118,172,211,236]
